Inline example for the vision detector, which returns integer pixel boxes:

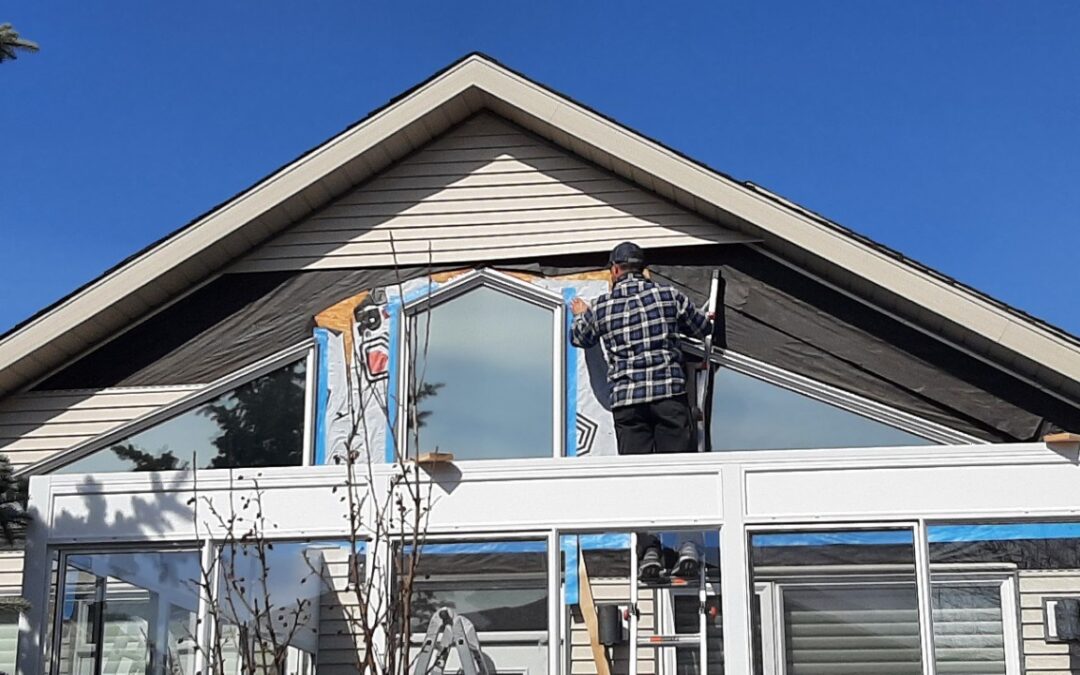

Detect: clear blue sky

[2,1,1078,336]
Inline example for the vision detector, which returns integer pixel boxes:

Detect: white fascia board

[463,59,1080,386]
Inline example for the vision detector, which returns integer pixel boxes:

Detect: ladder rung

[637,634,701,647]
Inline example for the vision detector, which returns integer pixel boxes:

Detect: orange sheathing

[314,290,370,362]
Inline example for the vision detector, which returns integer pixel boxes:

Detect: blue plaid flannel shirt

[570,273,710,408]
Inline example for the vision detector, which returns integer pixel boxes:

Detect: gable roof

[2,53,1078,402]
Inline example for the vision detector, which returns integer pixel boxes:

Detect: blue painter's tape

[562,288,578,457]
[928,523,1080,542]
[313,328,330,465]
[385,300,402,464]
[753,530,914,547]
[563,535,580,605]
[580,533,631,550]
[401,281,435,305]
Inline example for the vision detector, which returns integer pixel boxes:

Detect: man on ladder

[570,242,717,580]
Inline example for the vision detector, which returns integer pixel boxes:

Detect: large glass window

[213,540,362,675]
[404,538,549,675]
[710,368,932,451]
[926,522,1080,675]
[750,528,924,675]
[50,549,201,675]
[56,360,307,474]
[407,285,556,460]
[561,530,721,675]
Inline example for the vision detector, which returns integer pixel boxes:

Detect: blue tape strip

[928,523,1080,542]
[313,328,331,465]
[406,541,549,554]
[753,531,914,547]
[562,288,578,457]
[385,300,402,463]
[563,535,580,605]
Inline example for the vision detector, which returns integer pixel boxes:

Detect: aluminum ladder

[414,607,490,675]
[628,533,713,675]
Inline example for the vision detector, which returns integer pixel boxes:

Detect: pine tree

[0,23,39,63]
[0,456,28,544]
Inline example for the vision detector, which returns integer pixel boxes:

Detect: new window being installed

[402,272,563,461]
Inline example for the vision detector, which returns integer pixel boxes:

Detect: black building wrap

[37,244,1080,443]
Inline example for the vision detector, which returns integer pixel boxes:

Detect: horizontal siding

[235,113,747,272]
[1018,570,1080,674]
[0,385,202,470]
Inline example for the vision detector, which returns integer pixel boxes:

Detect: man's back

[571,273,709,408]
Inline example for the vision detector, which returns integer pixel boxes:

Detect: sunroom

[14,268,1080,675]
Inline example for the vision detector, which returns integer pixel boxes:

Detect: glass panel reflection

[750,528,922,675]
[52,550,200,675]
[925,522,1080,675]
[408,286,555,460]
[214,540,363,675]
[407,539,549,675]
[57,360,307,474]
[561,530,722,675]
[710,368,932,451]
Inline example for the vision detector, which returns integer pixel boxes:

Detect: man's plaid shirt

[571,273,710,408]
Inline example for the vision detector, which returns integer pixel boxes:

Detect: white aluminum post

[193,538,216,675]
[548,529,560,675]
[629,531,639,675]
[17,477,52,675]
[699,559,708,674]
[720,465,753,675]
[914,520,938,675]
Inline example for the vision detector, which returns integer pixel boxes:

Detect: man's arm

[675,290,711,338]
[570,297,600,348]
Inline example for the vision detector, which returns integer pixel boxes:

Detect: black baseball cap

[608,241,646,266]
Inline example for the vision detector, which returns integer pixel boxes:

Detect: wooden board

[578,548,612,675]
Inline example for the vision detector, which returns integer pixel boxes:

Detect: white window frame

[397,269,566,460]
[683,343,982,445]
[27,341,316,475]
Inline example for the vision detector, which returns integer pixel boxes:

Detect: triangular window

[54,359,307,474]
[710,367,933,450]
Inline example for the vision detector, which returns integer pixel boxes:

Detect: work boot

[670,541,701,579]
[638,543,663,582]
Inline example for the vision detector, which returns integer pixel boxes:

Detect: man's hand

[570,297,590,316]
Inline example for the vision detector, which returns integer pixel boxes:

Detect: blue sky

[2,2,1078,336]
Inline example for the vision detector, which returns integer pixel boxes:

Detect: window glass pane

[926,522,1080,675]
[214,540,362,675]
[750,528,923,675]
[406,539,548,675]
[561,530,722,675]
[710,368,932,450]
[56,360,307,474]
[0,608,18,675]
[52,550,200,675]
[408,286,554,460]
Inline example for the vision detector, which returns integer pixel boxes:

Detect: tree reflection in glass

[56,360,306,474]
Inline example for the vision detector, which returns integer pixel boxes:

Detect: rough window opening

[54,359,307,474]
[405,277,560,461]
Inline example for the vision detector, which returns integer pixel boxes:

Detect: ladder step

[636,634,702,647]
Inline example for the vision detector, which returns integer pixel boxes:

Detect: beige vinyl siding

[234,113,748,272]
[1017,570,1080,674]
[315,545,366,675]
[0,385,202,471]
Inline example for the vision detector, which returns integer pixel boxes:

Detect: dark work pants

[613,395,695,455]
